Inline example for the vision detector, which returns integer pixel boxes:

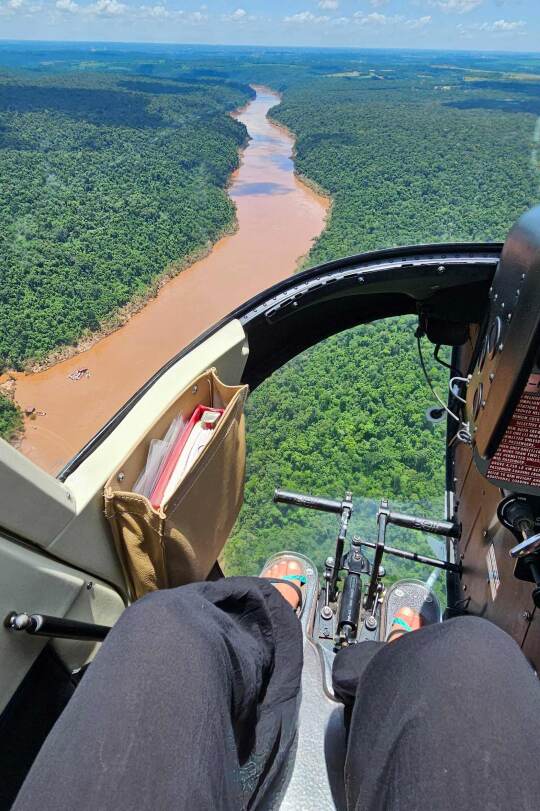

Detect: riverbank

[14,229,238,376]
[265,111,333,270]
[9,87,330,474]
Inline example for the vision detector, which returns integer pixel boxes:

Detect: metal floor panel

[259,555,347,810]
[278,640,347,810]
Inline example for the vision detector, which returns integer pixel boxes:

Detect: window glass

[224,317,449,607]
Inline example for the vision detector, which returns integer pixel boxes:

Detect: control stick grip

[273,488,344,514]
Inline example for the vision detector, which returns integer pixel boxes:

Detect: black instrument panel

[467,207,540,494]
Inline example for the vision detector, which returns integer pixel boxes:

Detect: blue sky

[0,0,538,51]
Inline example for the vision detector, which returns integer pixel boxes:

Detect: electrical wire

[434,344,458,374]
[449,376,468,404]
[416,333,461,423]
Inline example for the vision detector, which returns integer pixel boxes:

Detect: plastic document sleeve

[150,405,224,509]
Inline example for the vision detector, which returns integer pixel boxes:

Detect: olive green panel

[0,536,125,714]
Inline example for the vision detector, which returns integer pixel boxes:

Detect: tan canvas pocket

[104,368,248,599]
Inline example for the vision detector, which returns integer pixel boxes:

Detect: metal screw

[437,265,445,275]
[321,606,333,621]
[489,372,495,381]
[365,615,378,631]
[191,385,198,394]
[463,584,468,591]
[86,581,94,591]
[325,556,335,568]
[117,471,125,483]
[522,610,532,622]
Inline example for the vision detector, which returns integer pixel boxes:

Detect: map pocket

[104,368,248,599]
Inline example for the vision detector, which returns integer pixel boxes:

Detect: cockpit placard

[487,371,540,492]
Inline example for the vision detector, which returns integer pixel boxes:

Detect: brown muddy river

[10,87,329,475]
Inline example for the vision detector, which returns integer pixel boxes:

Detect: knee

[435,615,516,654]
[111,585,211,650]
[408,615,527,681]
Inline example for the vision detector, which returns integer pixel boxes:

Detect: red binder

[150,405,223,509]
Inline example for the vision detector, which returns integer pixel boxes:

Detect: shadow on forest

[446,96,540,116]
[0,85,163,128]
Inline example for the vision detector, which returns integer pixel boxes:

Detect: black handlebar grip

[273,488,344,514]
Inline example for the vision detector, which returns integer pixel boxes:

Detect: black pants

[14,577,540,810]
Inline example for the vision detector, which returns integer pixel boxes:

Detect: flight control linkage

[273,488,461,646]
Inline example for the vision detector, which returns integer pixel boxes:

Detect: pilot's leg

[14,577,302,811]
[333,615,540,811]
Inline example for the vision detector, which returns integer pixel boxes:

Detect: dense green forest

[1,44,539,595]
[272,78,536,258]
[0,71,253,372]
[0,393,23,441]
[223,318,451,599]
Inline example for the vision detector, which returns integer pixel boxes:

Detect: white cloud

[222,7,255,22]
[406,14,432,28]
[353,11,388,24]
[55,0,128,14]
[189,9,207,21]
[318,0,338,8]
[284,10,330,23]
[147,4,168,15]
[457,17,526,35]
[55,0,79,12]
[87,0,127,15]
[0,0,25,13]
[352,11,432,28]
[135,4,209,21]
[489,18,525,31]
[433,0,483,12]
[139,3,173,17]
[281,9,434,29]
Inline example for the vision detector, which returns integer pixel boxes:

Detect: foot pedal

[260,551,318,632]
[381,579,441,641]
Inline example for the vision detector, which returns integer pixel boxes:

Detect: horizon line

[0,38,539,56]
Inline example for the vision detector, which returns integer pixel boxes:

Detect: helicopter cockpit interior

[2,205,540,808]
